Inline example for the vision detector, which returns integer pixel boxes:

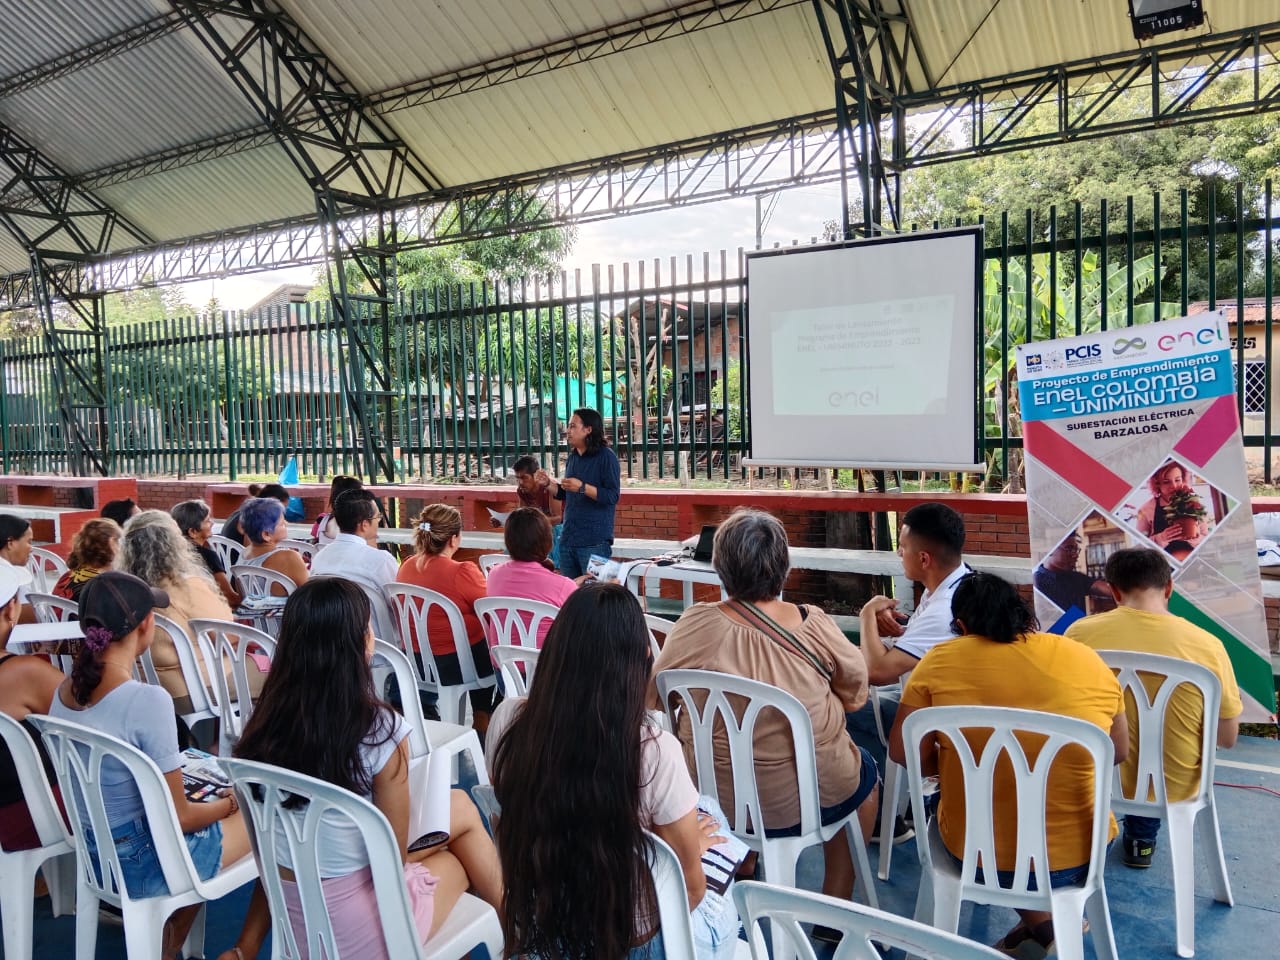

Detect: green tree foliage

[309,194,578,406]
[982,250,1179,488]
[829,68,1280,304]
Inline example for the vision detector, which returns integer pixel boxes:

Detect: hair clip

[419,522,432,532]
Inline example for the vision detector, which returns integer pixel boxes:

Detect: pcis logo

[1062,343,1103,367]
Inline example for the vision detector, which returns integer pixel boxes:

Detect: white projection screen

[745,227,983,471]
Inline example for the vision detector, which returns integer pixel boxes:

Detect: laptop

[692,524,717,563]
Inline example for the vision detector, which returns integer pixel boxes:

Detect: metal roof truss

[0,125,156,475]
[4,15,1280,311]
[171,0,436,485]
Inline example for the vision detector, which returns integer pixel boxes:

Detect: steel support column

[0,127,152,475]
[812,0,929,237]
[170,0,438,485]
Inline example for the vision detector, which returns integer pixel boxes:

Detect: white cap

[0,563,32,606]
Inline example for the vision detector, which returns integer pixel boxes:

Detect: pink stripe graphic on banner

[1024,420,1131,508]
[1174,394,1240,468]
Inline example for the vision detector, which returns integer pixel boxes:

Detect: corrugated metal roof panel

[382,5,830,184]
[278,0,688,92]
[907,0,1280,92]
[93,146,316,240]
[0,0,162,79]
[0,31,263,176]
[2,0,1280,274]
[0,232,31,277]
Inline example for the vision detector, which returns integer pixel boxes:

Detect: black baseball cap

[78,571,169,641]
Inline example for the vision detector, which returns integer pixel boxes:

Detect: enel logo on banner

[1157,326,1222,351]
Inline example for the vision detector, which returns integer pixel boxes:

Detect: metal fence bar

[2,184,1278,483]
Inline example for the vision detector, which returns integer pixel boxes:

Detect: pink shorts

[281,861,438,959]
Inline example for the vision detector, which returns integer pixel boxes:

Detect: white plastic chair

[231,564,297,636]
[26,547,67,594]
[382,583,496,728]
[491,644,542,696]
[231,564,297,601]
[902,705,1118,960]
[27,592,77,624]
[207,534,243,571]
[655,669,878,960]
[355,582,398,649]
[733,880,1008,960]
[221,757,502,960]
[476,554,508,577]
[869,681,908,881]
[473,595,560,650]
[28,715,257,960]
[187,618,275,757]
[1097,650,1233,957]
[369,638,489,785]
[644,613,675,660]
[278,538,318,568]
[152,612,220,734]
[26,593,82,675]
[0,712,76,960]
[645,830,751,960]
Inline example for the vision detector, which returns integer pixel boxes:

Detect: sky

[178,182,846,311]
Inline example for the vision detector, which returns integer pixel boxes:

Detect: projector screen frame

[743,225,986,473]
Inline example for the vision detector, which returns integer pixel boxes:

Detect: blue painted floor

[8,739,1280,958]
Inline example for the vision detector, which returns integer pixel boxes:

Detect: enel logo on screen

[828,388,880,408]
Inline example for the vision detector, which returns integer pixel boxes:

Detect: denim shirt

[555,445,621,547]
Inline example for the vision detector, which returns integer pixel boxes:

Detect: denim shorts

[765,745,879,838]
[943,839,1113,891]
[88,816,223,898]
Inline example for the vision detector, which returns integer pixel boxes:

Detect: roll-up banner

[1017,312,1276,720]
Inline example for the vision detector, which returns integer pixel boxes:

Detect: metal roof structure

[3,0,1280,478]
[3,1,1280,288]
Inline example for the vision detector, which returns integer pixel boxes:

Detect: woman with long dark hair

[218,577,501,960]
[886,572,1127,956]
[490,583,737,959]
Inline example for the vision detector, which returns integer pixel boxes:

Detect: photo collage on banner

[1017,312,1276,720]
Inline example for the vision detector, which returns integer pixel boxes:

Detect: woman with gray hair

[117,509,236,710]
[172,498,242,609]
[649,508,877,920]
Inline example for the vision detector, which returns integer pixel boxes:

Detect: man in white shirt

[849,502,969,843]
[859,503,970,683]
[309,489,399,637]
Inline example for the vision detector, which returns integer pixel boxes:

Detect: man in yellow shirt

[1066,547,1242,868]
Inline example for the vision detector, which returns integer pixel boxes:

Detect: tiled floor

[11,738,1280,959]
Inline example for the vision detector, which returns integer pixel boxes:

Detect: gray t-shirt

[49,680,182,826]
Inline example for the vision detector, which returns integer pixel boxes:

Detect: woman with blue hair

[237,497,308,593]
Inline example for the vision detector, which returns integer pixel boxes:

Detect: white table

[624,558,725,609]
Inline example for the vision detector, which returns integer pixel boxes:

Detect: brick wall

[31,477,1267,652]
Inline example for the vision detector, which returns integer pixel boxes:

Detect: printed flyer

[1017,312,1275,719]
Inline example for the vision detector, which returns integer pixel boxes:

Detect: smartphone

[407,830,449,853]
